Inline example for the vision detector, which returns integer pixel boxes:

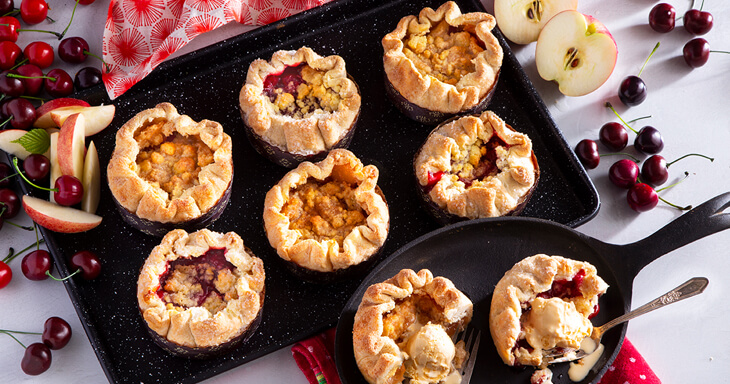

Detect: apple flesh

[57,113,86,181]
[48,132,61,204]
[535,10,618,96]
[495,0,578,44]
[50,104,116,136]
[33,98,90,129]
[81,141,100,214]
[23,195,102,233]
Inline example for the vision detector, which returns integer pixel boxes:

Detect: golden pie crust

[137,229,265,352]
[489,254,608,367]
[107,102,233,224]
[414,111,538,220]
[239,46,361,156]
[263,149,389,273]
[353,269,473,384]
[382,1,502,114]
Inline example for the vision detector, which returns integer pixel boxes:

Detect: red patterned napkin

[101,0,332,100]
[292,330,660,384]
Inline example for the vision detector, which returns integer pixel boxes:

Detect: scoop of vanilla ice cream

[523,297,592,352]
[404,323,456,383]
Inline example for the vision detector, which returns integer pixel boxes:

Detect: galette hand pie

[489,254,608,367]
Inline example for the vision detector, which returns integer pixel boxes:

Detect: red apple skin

[57,113,86,179]
[33,98,91,128]
[23,196,102,233]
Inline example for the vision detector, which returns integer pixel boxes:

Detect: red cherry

[684,9,713,35]
[5,98,37,129]
[13,64,44,95]
[0,40,20,70]
[58,37,90,64]
[608,159,639,189]
[627,183,658,212]
[42,317,72,350]
[70,250,101,280]
[53,175,83,206]
[23,41,54,69]
[21,342,52,375]
[575,139,600,169]
[0,261,12,289]
[0,74,25,97]
[0,0,13,15]
[22,154,50,181]
[598,122,628,151]
[44,68,74,98]
[21,249,53,281]
[78,0,96,4]
[640,155,668,187]
[0,16,21,43]
[649,3,676,33]
[634,126,664,154]
[0,187,20,219]
[19,0,49,25]
[683,38,710,68]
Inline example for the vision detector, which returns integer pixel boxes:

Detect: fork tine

[460,327,481,384]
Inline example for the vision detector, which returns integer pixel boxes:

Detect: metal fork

[453,325,481,384]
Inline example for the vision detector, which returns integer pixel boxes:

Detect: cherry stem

[605,102,639,134]
[0,115,11,127]
[656,171,692,210]
[2,239,44,264]
[17,28,63,39]
[11,157,57,193]
[0,330,30,349]
[626,115,651,124]
[9,58,28,71]
[6,73,57,82]
[59,0,81,39]
[709,51,730,55]
[47,268,81,282]
[0,171,19,184]
[666,153,714,168]
[637,42,660,77]
[598,152,641,162]
[3,220,34,231]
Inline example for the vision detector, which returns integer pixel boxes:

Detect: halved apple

[50,104,116,136]
[0,129,51,160]
[23,195,102,233]
[48,132,61,204]
[495,0,578,44]
[57,113,86,181]
[81,141,100,214]
[535,10,618,96]
[33,98,91,129]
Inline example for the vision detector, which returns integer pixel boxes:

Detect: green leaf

[10,129,50,155]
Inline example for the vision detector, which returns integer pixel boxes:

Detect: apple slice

[49,132,61,204]
[57,113,86,181]
[23,195,102,233]
[535,10,618,97]
[495,0,577,45]
[50,104,116,136]
[81,141,100,214]
[33,98,90,129]
[0,129,51,160]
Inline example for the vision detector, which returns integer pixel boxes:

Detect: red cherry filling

[156,248,238,314]
[452,134,509,188]
[537,269,586,300]
[262,64,305,100]
[424,171,445,192]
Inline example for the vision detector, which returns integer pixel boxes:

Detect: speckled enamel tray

[15,0,599,382]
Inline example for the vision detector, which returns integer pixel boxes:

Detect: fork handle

[594,277,709,337]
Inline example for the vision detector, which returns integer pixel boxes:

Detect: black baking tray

[10,0,599,382]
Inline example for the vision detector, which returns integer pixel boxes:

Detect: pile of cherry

[1,316,72,375]
[650,0,728,68]
[0,0,102,131]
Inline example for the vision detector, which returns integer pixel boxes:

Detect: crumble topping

[134,120,215,200]
[281,179,366,245]
[403,20,485,85]
[263,64,343,118]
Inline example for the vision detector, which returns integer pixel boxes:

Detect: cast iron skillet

[334,192,730,383]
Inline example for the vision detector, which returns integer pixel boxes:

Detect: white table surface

[1,0,729,383]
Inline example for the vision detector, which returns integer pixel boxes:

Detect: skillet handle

[620,192,730,278]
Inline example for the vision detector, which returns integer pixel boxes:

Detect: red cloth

[598,338,661,384]
[292,328,341,384]
[293,330,660,384]
[102,0,333,100]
